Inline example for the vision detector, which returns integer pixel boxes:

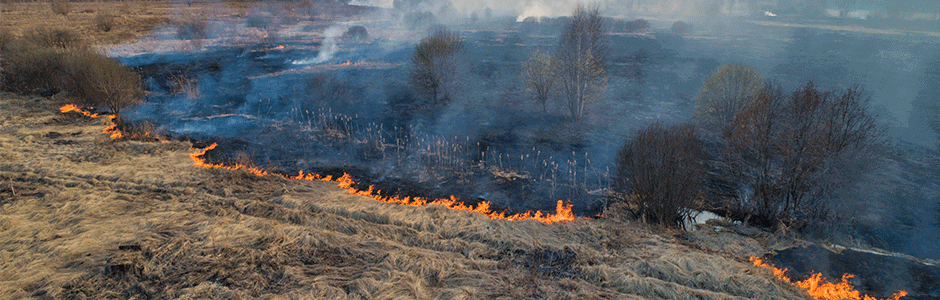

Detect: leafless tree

[522,50,556,112]
[693,63,764,133]
[409,26,463,105]
[724,82,885,226]
[553,5,607,120]
[613,122,707,229]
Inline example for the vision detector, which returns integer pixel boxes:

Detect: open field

[2,1,937,298]
[0,92,812,299]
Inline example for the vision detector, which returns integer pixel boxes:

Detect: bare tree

[409,26,464,105]
[693,63,764,133]
[724,82,885,226]
[522,50,556,112]
[553,5,607,120]
[613,122,707,229]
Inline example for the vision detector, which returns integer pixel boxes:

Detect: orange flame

[274,45,285,49]
[60,104,122,139]
[340,60,352,66]
[60,104,165,141]
[750,257,908,300]
[190,143,576,224]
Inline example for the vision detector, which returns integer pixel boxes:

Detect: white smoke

[292,25,347,65]
[515,1,576,22]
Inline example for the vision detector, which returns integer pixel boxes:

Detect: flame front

[60,104,165,141]
[191,143,576,224]
[750,257,908,300]
[60,104,122,139]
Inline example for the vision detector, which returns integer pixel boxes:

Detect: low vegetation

[409,26,463,105]
[613,122,706,229]
[721,82,885,227]
[59,50,143,116]
[50,0,70,16]
[671,21,693,35]
[95,11,116,32]
[693,64,765,133]
[0,27,141,117]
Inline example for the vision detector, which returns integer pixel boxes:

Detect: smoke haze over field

[102,0,940,264]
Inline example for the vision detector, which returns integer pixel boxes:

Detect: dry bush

[344,25,368,42]
[410,26,464,105]
[172,17,207,40]
[0,43,62,96]
[0,29,13,50]
[304,72,350,110]
[622,19,650,33]
[693,64,764,133]
[522,49,556,112]
[168,74,199,99]
[671,21,692,35]
[50,0,70,16]
[95,11,116,32]
[613,122,706,229]
[22,27,83,49]
[59,51,143,116]
[723,82,885,227]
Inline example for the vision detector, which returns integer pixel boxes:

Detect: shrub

[623,19,650,33]
[0,29,13,50]
[173,18,207,40]
[51,0,70,16]
[246,12,273,29]
[304,72,350,110]
[410,26,463,105]
[522,49,555,112]
[692,64,764,133]
[344,25,368,42]
[612,122,706,229]
[671,21,692,35]
[0,43,63,96]
[59,51,143,116]
[403,11,437,30]
[23,27,83,49]
[722,83,885,227]
[95,11,116,32]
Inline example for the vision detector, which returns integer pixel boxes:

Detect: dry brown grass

[0,1,192,46]
[0,91,814,299]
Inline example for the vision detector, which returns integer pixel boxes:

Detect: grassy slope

[0,93,810,299]
[0,2,812,298]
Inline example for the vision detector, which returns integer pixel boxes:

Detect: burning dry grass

[0,92,815,299]
[750,257,908,300]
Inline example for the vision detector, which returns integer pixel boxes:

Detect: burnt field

[112,9,940,260]
[3,0,940,298]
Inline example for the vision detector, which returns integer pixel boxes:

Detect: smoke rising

[101,0,940,264]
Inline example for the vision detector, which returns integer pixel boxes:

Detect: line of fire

[60,103,913,300]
